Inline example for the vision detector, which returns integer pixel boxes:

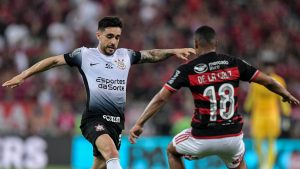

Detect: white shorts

[172,128,245,168]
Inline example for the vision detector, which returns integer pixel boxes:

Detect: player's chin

[105,48,115,55]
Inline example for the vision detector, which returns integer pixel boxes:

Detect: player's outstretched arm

[129,87,173,144]
[2,55,66,88]
[138,48,195,63]
[253,72,300,105]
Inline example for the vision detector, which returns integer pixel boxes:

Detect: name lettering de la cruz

[198,60,232,84]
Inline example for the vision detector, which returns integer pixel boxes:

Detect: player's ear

[96,31,101,40]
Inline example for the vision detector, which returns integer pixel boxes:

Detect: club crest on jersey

[95,124,105,132]
[115,59,126,70]
[194,63,208,74]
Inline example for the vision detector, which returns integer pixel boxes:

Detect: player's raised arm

[137,48,195,63]
[129,87,174,144]
[2,55,66,88]
[252,72,300,105]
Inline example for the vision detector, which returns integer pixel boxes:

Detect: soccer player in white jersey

[2,16,195,169]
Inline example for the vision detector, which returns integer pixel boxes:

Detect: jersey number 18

[203,83,235,121]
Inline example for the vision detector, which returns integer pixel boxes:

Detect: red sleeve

[250,70,260,82]
[163,84,177,92]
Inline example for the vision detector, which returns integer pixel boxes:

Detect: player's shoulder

[218,53,253,67]
[70,47,103,60]
[68,46,88,58]
[115,48,133,55]
[72,46,89,54]
[115,48,140,60]
[217,53,237,61]
[175,62,193,74]
[84,46,97,52]
[84,47,104,56]
[74,46,88,50]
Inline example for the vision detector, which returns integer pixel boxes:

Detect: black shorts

[80,120,122,157]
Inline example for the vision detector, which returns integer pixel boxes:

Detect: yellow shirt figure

[244,73,290,138]
[244,73,291,169]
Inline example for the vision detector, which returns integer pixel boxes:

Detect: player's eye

[115,35,120,40]
[106,34,114,39]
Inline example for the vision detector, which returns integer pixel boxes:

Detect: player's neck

[97,46,104,54]
[197,49,216,56]
[97,46,113,57]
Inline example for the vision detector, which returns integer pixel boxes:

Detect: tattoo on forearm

[139,49,173,63]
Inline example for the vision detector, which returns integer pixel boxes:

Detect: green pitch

[47,165,70,169]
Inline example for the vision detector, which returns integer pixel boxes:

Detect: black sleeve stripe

[64,53,75,67]
[131,51,141,64]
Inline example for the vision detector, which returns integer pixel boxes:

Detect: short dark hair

[195,26,216,46]
[98,16,123,31]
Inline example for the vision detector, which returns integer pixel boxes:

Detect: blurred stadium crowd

[0,0,300,138]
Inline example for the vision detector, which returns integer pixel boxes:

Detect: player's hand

[129,124,143,144]
[282,95,300,105]
[173,48,196,61]
[2,74,25,88]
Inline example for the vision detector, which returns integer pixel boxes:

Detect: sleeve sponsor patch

[70,48,82,58]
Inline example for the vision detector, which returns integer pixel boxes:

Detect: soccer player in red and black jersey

[129,26,299,169]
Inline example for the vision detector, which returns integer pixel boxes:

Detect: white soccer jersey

[64,47,141,129]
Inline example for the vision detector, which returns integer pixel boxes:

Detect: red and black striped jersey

[164,52,259,138]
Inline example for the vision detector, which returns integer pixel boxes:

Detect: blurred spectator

[4,24,30,49]
[47,22,75,55]
[27,103,54,136]
[55,101,75,136]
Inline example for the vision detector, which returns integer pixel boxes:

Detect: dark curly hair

[98,16,123,31]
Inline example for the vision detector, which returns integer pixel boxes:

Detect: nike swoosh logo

[90,63,100,66]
